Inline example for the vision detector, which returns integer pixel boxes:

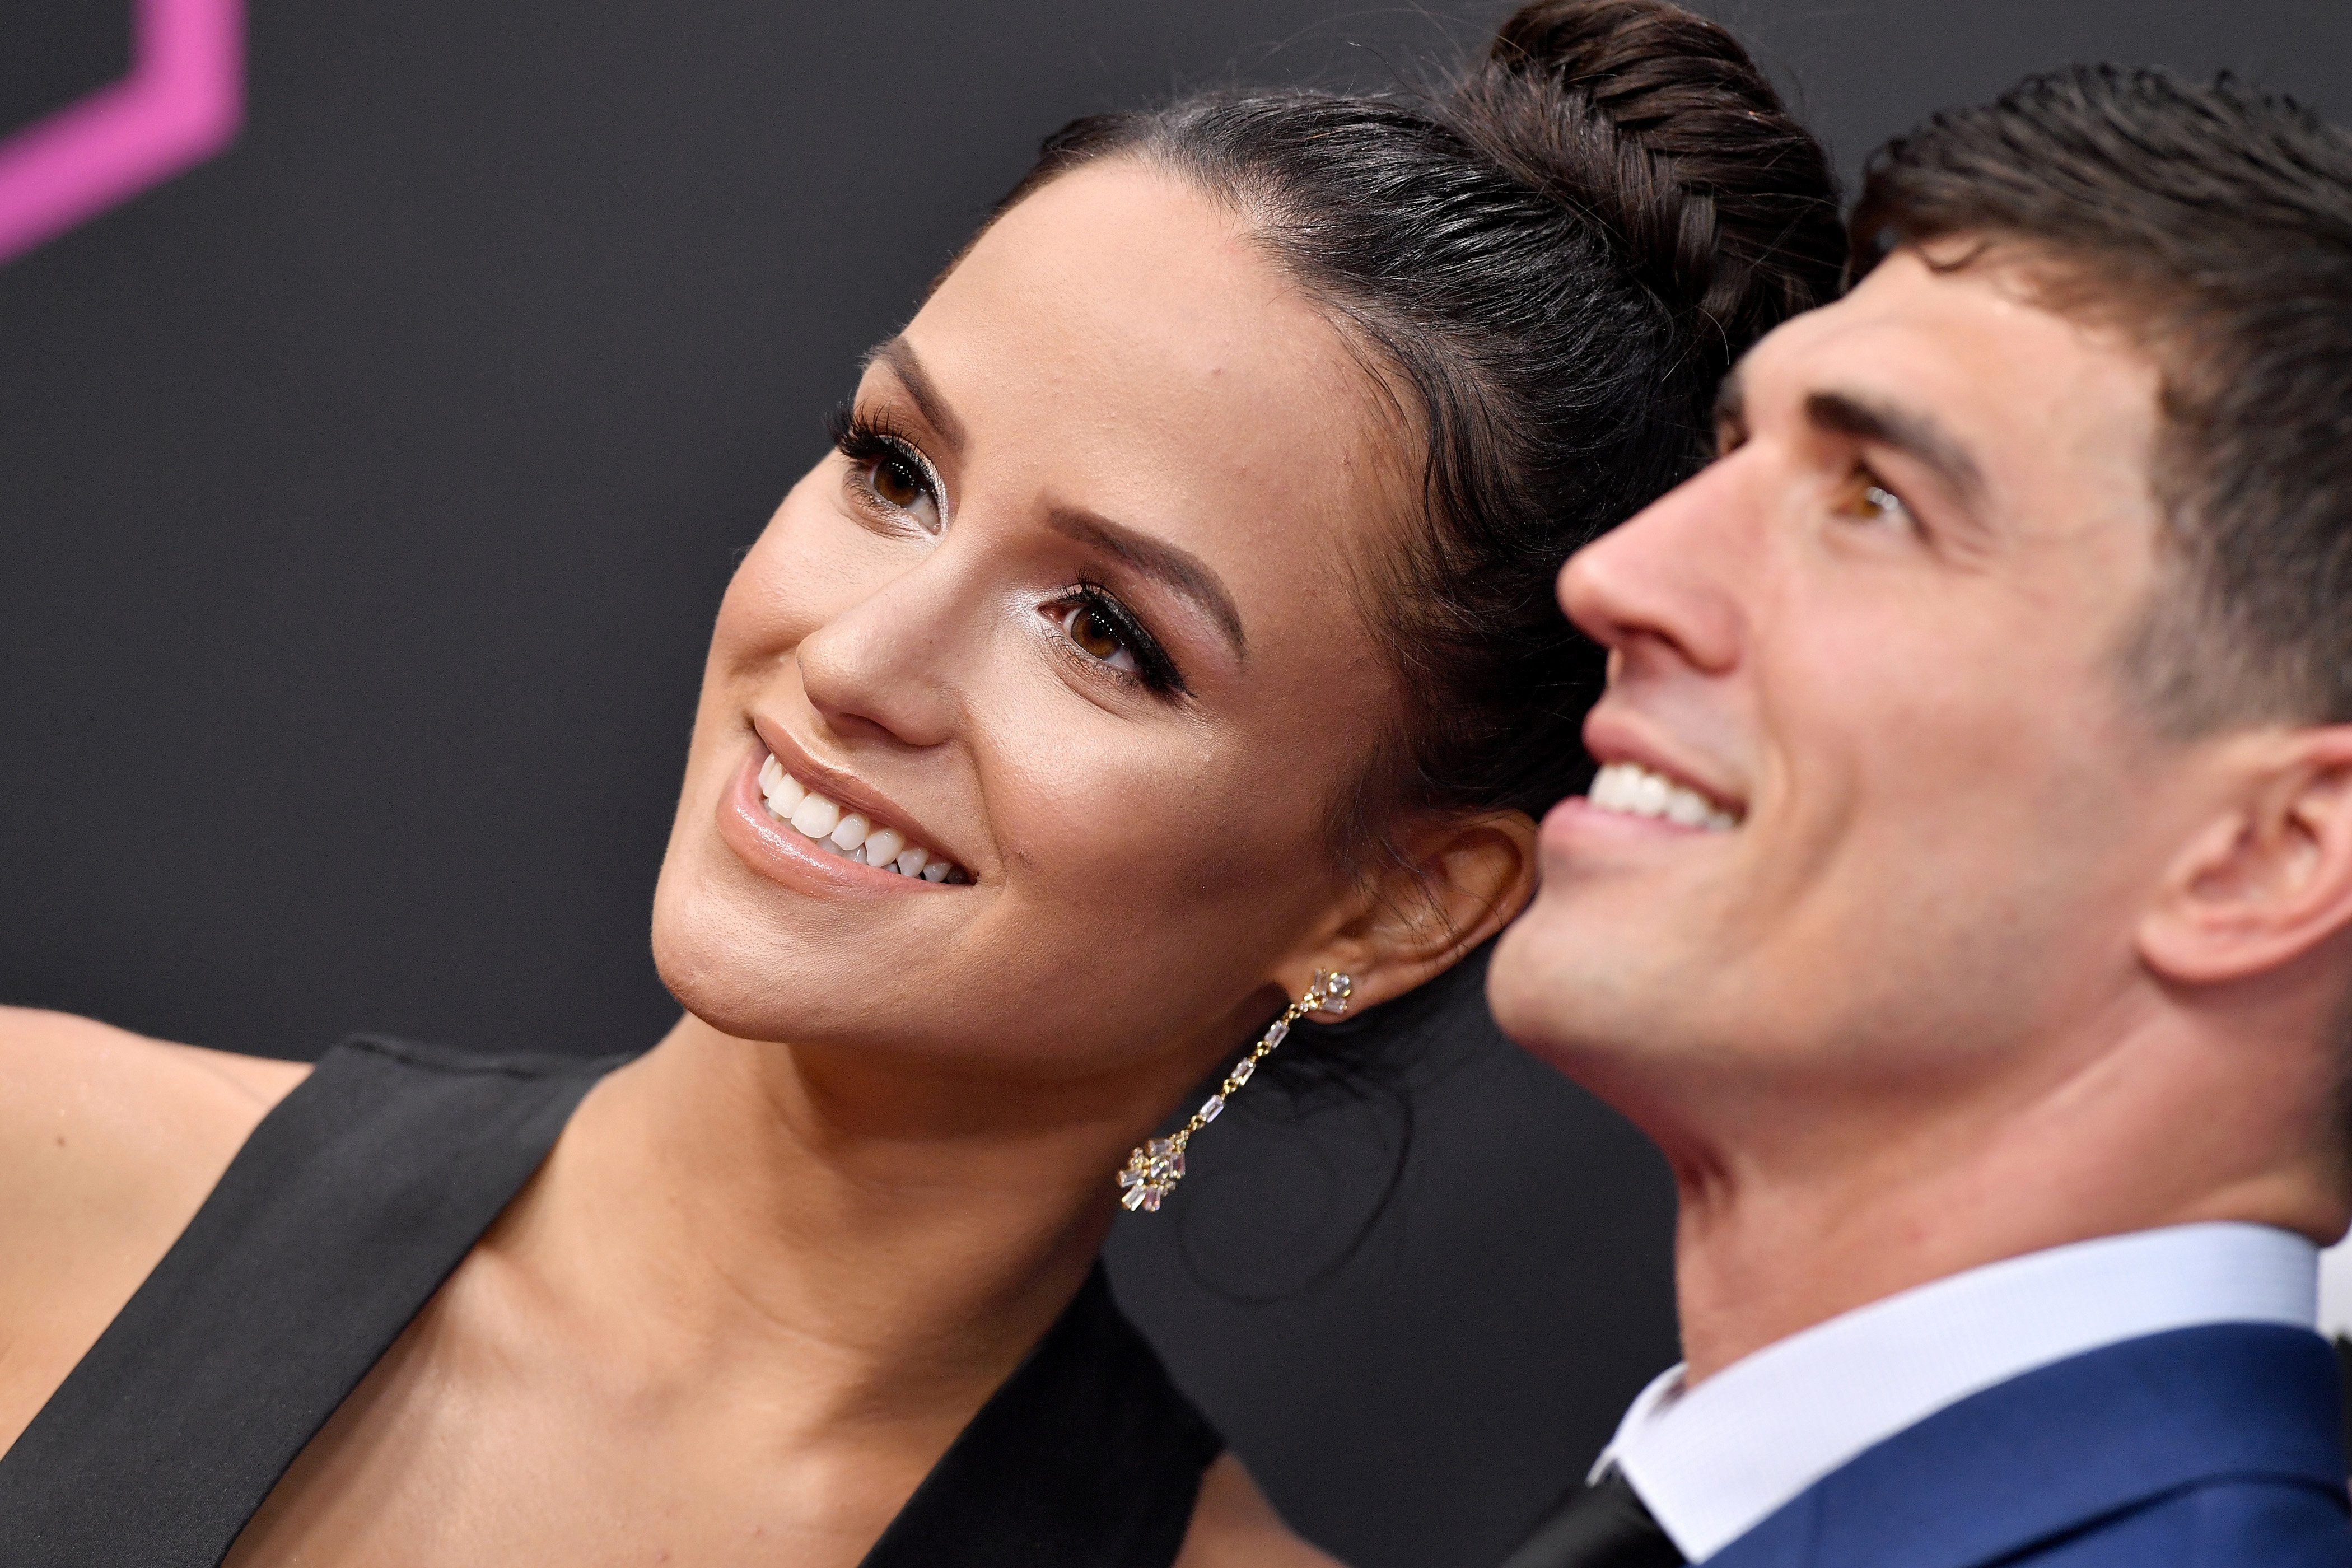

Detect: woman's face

[652,160,1413,1085]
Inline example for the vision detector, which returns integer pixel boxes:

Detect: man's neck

[1662,1018,2340,1384]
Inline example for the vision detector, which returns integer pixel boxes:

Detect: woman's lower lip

[716,749,955,897]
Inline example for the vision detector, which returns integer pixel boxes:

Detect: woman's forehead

[910,163,1388,475]
[876,161,1411,637]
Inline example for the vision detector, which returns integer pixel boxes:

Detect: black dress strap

[0,1037,612,1568]
[0,1036,1224,1568]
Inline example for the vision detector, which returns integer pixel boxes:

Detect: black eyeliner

[827,402,923,471]
[825,400,945,528]
[1071,583,1188,697]
[827,400,1184,699]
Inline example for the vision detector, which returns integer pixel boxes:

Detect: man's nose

[1558,459,1749,679]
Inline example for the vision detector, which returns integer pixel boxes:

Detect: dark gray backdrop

[5,3,2348,1563]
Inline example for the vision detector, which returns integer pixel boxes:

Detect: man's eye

[1060,603,1137,673]
[1837,473,1914,531]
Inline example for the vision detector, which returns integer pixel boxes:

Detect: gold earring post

[1117,969,1353,1212]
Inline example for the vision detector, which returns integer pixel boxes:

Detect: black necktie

[1495,1469,1687,1568]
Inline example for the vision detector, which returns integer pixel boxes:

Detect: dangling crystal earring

[1117,969,1354,1213]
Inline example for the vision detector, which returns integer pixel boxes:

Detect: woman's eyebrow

[864,335,967,454]
[860,334,1244,659]
[1046,506,1248,660]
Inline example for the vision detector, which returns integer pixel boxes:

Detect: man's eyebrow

[1804,389,1985,505]
[1046,506,1248,660]
[864,336,967,454]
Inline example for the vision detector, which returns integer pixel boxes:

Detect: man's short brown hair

[1851,67,2352,736]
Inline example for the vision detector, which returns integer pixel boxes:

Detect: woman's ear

[2140,727,2352,987]
[1293,809,1539,1011]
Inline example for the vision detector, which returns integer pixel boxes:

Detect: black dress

[0,1037,1223,1568]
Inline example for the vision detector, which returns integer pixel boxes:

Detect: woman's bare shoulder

[0,1007,310,1444]
[1177,1454,1350,1568]
[0,1004,309,1161]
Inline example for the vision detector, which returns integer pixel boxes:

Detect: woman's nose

[794,552,970,750]
[1559,460,1748,679]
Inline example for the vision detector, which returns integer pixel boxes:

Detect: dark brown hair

[993,0,1845,862]
[1851,67,2352,735]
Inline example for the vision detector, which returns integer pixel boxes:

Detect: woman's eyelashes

[823,403,1184,699]
[1046,585,1187,697]
[828,404,945,536]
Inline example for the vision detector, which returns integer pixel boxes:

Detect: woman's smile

[758,752,967,881]
[717,727,972,899]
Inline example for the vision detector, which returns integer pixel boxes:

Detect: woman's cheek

[710,496,858,671]
[1001,755,1267,914]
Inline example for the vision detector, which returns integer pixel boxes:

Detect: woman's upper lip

[748,716,956,864]
[1580,704,1746,814]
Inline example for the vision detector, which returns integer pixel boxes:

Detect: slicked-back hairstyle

[983,0,1845,863]
[1851,67,2352,735]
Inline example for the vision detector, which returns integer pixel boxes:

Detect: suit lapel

[1703,1324,2345,1568]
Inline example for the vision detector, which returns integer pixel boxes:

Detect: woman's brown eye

[1066,605,1122,661]
[872,455,926,510]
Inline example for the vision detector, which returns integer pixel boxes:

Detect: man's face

[1491,249,2188,1119]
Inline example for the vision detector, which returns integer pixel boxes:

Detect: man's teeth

[1588,761,1739,831]
[757,752,968,881]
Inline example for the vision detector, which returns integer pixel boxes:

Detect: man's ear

[1287,810,1539,1011]
[2140,726,2352,986]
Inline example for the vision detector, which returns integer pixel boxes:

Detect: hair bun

[1450,0,1845,352]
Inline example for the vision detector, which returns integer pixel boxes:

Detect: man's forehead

[1734,250,2161,474]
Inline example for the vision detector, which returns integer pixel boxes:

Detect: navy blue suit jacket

[1705,1324,2351,1567]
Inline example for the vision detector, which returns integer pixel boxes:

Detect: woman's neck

[488,1011,1170,1434]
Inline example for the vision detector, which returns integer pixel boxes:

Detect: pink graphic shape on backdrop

[0,0,244,264]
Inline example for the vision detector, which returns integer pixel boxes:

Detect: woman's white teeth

[760,757,806,816]
[1589,760,1738,831]
[788,794,840,839]
[758,754,965,881]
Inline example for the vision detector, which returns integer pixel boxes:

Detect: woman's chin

[646,880,932,1052]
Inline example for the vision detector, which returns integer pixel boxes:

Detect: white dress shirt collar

[1592,1222,2320,1563]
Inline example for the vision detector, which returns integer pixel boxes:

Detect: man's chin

[1487,900,1607,1065]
